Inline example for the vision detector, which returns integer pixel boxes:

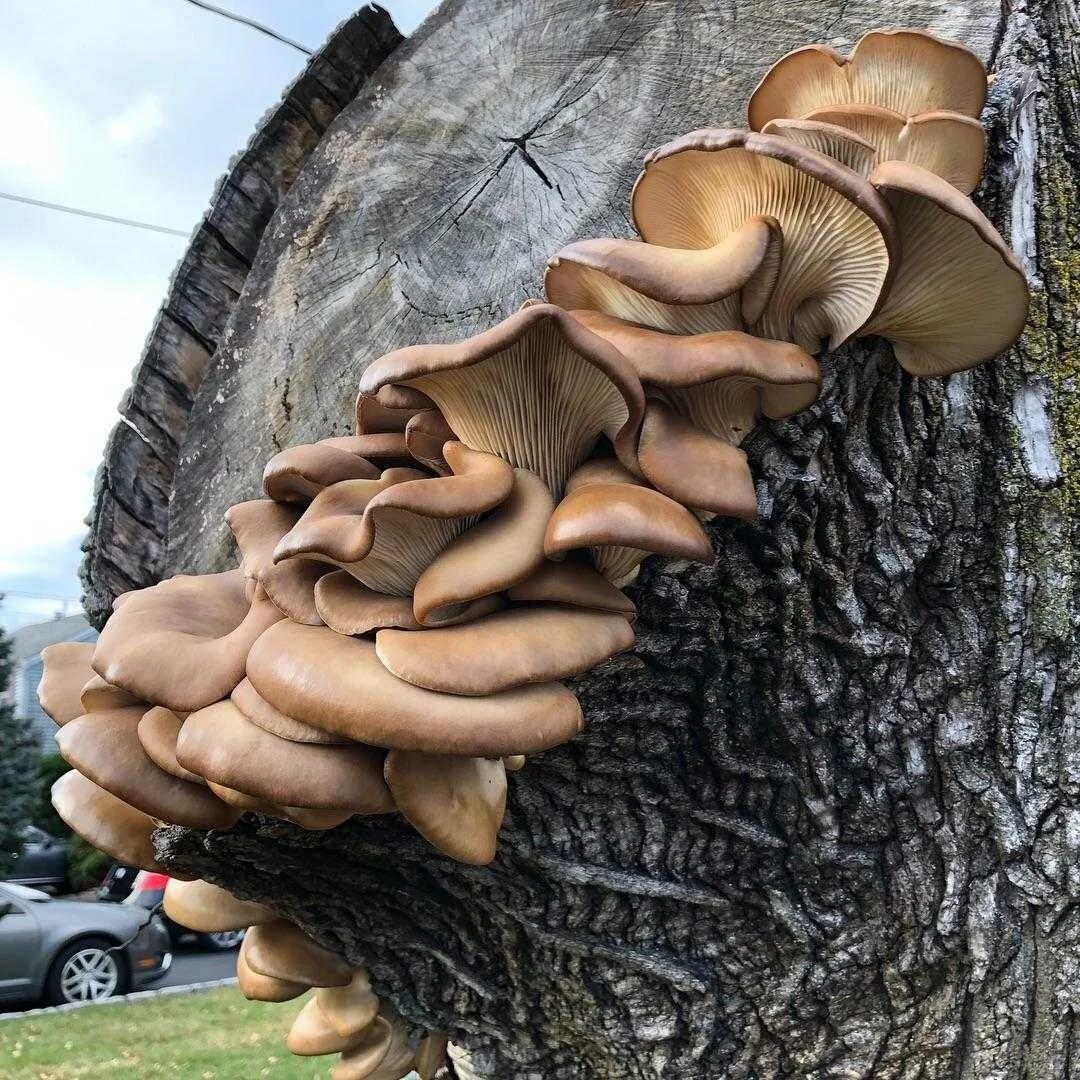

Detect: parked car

[0,881,171,1005]
[4,826,69,893]
[98,866,244,950]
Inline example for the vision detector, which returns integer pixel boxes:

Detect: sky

[0,0,435,633]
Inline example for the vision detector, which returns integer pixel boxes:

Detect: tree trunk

[148,0,1080,1076]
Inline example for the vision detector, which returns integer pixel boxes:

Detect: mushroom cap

[802,105,986,194]
[231,677,349,745]
[568,309,820,443]
[355,390,425,435]
[56,708,240,829]
[325,433,416,470]
[163,877,276,932]
[137,707,206,785]
[404,409,455,474]
[247,621,584,756]
[412,467,553,626]
[543,215,782,333]
[237,935,308,1001]
[358,303,645,497]
[376,606,635,696]
[637,399,759,520]
[385,751,507,865]
[631,129,898,350]
[79,674,143,713]
[206,780,277,815]
[414,1033,449,1080]
[315,971,381,1038]
[860,161,1029,375]
[747,29,988,129]
[506,557,637,620]
[91,569,284,713]
[331,1011,413,1080]
[50,770,168,875]
[288,995,369,1056]
[226,499,330,625]
[263,439,380,504]
[176,700,395,813]
[243,919,352,987]
[38,643,96,725]
[760,117,879,175]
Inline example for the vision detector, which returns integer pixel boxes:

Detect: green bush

[0,622,38,878]
[67,836,110,892]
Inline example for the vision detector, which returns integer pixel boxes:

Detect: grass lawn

[0,987,330,1079]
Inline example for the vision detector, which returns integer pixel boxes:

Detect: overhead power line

[178,0,313,55]
[0,190,188,238]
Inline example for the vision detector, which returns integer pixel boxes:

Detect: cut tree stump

[94,0,1080,1076]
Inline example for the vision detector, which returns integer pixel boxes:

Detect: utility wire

[0,190,188,238]
[177,0,313,55]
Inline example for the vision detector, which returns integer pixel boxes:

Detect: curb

[0,977,238,1022]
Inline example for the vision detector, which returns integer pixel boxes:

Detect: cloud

[0,69,66,184]
[106,94,165,147]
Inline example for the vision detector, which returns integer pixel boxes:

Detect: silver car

[0,881,172,1006]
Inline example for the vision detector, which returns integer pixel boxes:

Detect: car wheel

[45,937,128,1005]
[199,929,245,951]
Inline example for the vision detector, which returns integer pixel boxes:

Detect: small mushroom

[50,770,168,875]
[79,674,142,713]
[332,1010,415,1080]
[263,438,381,504]
[354,389,427,435]
[759,117,878,175]
[747,29,988,129]
[631,129,897,350]
[56,708,240,829]
[137,707,205,785]
[206,780,278,815]
[162,878,275,932]
[544,215,782,333]
[859,161,1029,375]
[288,995,370,1056]
[231,677,349,745]
[37,643,96,725]
[325,433,416,470]
[414,1033,450,1080]
[507,557,636,620]
[314,572,423,634]
[384,751,507,864]
[359,303,645,497]
[247,621,583,756]
[176,700,395,815]
[412,466,554,626]
[376,606,634,696]
[243,919,352,987]
[404,409,455,474]
[237,934,308,1002]
[315,971,381,1038]
[91,569,283,713]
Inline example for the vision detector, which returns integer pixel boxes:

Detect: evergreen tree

[0,617,39,877]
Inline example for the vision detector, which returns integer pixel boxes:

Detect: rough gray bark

[78,4,402,626]
[135,0,1079,1076]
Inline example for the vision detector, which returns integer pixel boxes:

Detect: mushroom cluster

[41,27,1026,1076]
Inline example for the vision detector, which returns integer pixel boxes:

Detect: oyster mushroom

[544,215,782,333]
[91,569,283,713]
[79,674,142,713]
[747,29,988,129]
[332,1009,415,1080]
[354,388,428,435]
[289,995,372,1056]
[859,161,1029,375]
[243,919,352,987]
[246,621,583,756]
[315,971,381,1039]
[384,751,507,864]
[162,878,276,932]
[758,117,878,175]
[176,700,395,815]
[137,707,205,785]
[37,643,96,725]
[415,1034,450,1080]
[507,557,637,620]
[404,409,455,474]
[237,934,308,1002]
[263,437,381,504]
[358,303,645,498]
[231,676,349,745]
[376,606,634,695]
[630,129,898,350]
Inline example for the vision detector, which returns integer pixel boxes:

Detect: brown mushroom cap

[404,409,455,474]
[38,643,96,725]
[860,161,1029,375]
[243,919,352,987]
[747,29,988,129]
[384,751,507,864]
[163,878,276,932]
[56,709,240,829]
[51,770,168,875]
[288,995,368,1056]
[637,399,759,520]
[507,557,637,620]
[544,215,782,333]
[324,433,416,470]
[79,674,143,713]
[263,439,380,504]
[231,677,349,745]
[632,129,897,350]
[315,971,380,1038]
[176,700,394,813]
[358,303,645,498]
[137,707,206,785]
[412,467,553,626]
[376,606,635,696]
[237,934,308,1002]
[206,780,277,815]
[355,390,425,435]
[414,1033,450,1080]
[802,105,986,194]
[91,569,283,713]
[331,1011,414,1080]
[760,117,878,175]
[314,572,422,634]
[247,621,583,756]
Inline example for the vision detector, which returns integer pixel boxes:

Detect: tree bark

[146,0,1080,1077]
